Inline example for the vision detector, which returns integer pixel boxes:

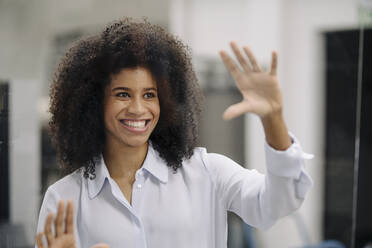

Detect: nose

[127,97,146,115]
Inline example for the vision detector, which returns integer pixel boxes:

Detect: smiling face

[103,67,160,150]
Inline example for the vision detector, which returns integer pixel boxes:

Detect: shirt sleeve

[202,133,313,230]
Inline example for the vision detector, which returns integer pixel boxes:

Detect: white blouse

[36,134,313,248]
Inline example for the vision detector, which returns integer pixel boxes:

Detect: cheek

[103,109,113,130]
[154,102,160,120]
[103,101,122,123]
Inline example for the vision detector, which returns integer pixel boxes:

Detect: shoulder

[45,169,84,200]
[187,147,256,183]
[182,147,243,177]
[37,170,84,233]
[186,147,241,169]
[182,147,209,170]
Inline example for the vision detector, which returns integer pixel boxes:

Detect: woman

[36,18,312,248]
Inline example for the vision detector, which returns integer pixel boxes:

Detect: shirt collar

[88,142,169,199]
[142,143,169,184]
[88,155,110,199]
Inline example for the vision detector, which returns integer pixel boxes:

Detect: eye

[116,92,130,98]
[144,92,156,99]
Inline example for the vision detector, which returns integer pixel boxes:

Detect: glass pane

[352,2,372,246]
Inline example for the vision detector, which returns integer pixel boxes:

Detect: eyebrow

[112,87,157,91]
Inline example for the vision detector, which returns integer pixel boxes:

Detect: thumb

[91,244,110,248]
[222,101,253,120]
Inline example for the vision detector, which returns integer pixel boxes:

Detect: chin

[122,137,149,148]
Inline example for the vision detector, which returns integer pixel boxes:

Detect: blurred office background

[1,0,372,247]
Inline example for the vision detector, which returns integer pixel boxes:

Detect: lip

[119,119,151,134]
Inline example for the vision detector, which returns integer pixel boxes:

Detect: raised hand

[219,42,283,120]
[219,42,291,150]
[36,200,109,248]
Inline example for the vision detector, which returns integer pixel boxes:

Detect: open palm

[36,200,109,248]
[219,42,283,120]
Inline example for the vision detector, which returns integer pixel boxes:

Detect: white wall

[9,79,41,243]
[170,0,280,60]
[0,0,49,243]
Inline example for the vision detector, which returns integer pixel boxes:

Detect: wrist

[260,110,291,150]
[260,109,284,127]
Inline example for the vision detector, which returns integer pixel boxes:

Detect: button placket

[130,169,147,248]
[132,169,145,210]
[135,170,144,189]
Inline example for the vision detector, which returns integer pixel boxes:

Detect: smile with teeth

[120,119,150,132]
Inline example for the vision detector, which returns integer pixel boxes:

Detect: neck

[103,139,149,180]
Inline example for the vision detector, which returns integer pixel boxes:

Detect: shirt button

[137,184,142,189]
[138,171,144,176]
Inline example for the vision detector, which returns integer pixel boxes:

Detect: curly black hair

[49,18,203,179]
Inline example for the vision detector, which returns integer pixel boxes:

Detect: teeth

[123,120,146,128]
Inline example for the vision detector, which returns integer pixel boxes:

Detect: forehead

[109,67,157,89]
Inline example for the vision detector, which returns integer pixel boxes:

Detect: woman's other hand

[36,200,76,248]
[36,200,109,248]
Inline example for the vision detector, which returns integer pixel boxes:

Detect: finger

[222,102,253,120]
[270,51,278,76]
[219,50,241,80]
[36,233,45,248]
[66,200,74,234]
[243,46,261,72]
[44,213,55,245]
[230,41,252,72]
[92,243,110,248]
[55,200,65,237]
